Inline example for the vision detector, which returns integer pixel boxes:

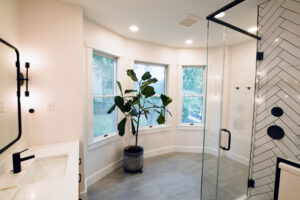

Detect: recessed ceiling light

[185,39,193,45]
[248,26,258,33]
[215,12,225,19]
[129,25,139,32]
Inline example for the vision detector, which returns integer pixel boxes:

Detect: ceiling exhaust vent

[177,14,202,28]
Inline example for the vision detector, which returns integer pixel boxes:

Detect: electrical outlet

[47,100,55,111]
[0,101,4,113]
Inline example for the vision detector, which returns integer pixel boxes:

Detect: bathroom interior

[0,0,300,199]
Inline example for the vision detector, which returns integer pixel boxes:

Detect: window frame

[85,45,121,151]
[134,61,169,131]
[92,51,119,139]
[177,65,206,130]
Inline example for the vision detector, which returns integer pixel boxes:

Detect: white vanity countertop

[2,141,79,200]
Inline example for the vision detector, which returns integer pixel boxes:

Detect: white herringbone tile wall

[249,0,300,199]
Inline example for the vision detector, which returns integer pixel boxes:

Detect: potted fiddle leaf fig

[107,69,172,173]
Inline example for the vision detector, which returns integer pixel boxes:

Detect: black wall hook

[29,108,35,113]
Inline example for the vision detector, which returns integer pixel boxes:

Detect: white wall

[223,41,256,164]
[20,0,84,145]
[19,0,86,191]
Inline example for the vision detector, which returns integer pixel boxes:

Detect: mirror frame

[0,37,22,154]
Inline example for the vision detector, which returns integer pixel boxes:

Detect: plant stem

[136,113,140,148]
[135,81,142,148]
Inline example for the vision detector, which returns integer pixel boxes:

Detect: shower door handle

[220,129,231,151]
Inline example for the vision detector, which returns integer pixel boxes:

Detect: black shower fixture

[271,107,284,117]
[267,125,285,140]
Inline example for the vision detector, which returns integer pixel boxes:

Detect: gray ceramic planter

[123,146,144,173]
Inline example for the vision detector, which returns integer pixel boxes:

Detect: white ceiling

[62,0,267,48]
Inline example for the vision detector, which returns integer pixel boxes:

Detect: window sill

[177,124,204,131]
[139,125,171,135]
[88,133,121,151]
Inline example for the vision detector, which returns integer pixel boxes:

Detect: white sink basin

[23,154,68,184]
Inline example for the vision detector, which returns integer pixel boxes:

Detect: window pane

[92,54,114,95]
[135,63,165,94]
[93,97,116,137]
[182,96,203,124]
[182,67,203,95]
[138,96,164,127]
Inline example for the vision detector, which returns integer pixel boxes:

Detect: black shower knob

[271,107,283,117]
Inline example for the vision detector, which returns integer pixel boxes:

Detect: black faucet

[12,149,35,174]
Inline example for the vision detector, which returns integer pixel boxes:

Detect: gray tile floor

[87,153,248,200]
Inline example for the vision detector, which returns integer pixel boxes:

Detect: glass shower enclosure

[200,1,260,199]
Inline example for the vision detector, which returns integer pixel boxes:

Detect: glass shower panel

[217,27,257,200]
[200,21,226,200]
[201,22,257,200]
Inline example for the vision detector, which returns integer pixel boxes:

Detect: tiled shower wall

[249,0,300,199]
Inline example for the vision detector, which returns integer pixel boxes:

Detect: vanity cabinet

[0,141,79,200]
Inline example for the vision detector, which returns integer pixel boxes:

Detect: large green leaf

[118,117,127,136]
[131,119,136,135]
[116,81,123,96]
[125,89,137,94]
[107,104,116,114]
[124,102,132,112]
[127,70,138,82]
[142,78,158,86]
[142,86,155,97]
[114,96,125,113]
[129,107,138,116]
[142,72,152,80]
[157,111,165,124]
[160,94,172,106]
[132,96,140,105]
[140,84,147,92]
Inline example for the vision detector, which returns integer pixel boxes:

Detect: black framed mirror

[0,37,22,154]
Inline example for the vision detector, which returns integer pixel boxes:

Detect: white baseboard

[86,159,122,188]
[174,146,203,153]
[205,147,219,157]
[234,195,248,200]
[79,191,87,200]
[85,145,248,189]
[144,146,174,158]
[85,145,203,188]
[225,151,249,166]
